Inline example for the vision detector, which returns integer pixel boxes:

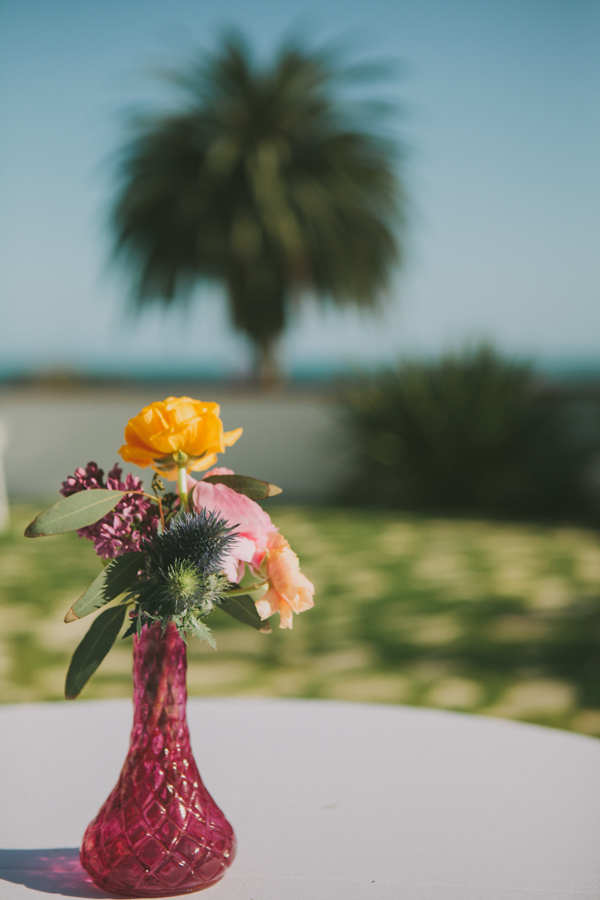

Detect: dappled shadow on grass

[362,594,600,696]
[0,848,115,898]
[3,503,600,733]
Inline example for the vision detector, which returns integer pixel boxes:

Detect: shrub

[340,346,596,517]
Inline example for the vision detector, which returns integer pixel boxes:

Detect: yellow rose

[119,396,242,479]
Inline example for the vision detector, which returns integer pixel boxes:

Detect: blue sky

[0,0,598,378]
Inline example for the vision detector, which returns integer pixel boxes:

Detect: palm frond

[111,33,406,374]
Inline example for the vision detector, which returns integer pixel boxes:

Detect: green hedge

[340,346,598,517]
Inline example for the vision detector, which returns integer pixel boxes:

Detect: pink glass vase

[80,622,236,896]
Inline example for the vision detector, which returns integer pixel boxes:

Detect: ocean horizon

[1,355,600,387]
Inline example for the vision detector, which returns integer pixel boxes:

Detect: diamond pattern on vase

[80,622,236,896]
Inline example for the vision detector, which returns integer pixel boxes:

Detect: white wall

[0,388,351,501]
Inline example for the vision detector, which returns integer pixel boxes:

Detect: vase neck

[130,621,188,748]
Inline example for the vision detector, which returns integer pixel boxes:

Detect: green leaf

[202,473,282,500]
[189,615,217,649]
[65,605,127,699]
[25,490,127,537]
[219,592,272,633]
[65,551,144,622]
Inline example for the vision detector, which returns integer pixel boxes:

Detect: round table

[0,698,598,899]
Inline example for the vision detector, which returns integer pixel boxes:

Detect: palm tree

[112,33,405,385]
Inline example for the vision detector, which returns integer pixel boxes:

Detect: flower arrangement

[25,396,315,896]
[26,396,314,699]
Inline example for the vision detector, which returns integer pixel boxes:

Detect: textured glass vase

[80,621,236,896]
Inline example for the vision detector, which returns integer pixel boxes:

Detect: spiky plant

[125,510,236,644]
[341,345,592,516]
[111,31,405,384]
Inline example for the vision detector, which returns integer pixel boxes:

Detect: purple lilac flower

[61,462,105,496]
[60,462,158,560]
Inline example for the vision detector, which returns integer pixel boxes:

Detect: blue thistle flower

[125,510,237,641]
[146,510,235,578]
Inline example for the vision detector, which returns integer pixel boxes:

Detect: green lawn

[1,503,600,736]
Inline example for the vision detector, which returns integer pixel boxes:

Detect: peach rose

[255,532,315,629]
[119,397,242,479]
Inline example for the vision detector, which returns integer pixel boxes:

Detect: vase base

[88,871,226,898]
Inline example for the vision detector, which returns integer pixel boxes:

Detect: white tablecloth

[0,697,598,900]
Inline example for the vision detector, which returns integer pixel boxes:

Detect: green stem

[177,465,189,512]
[145,624,177,735]
[224,581,269,597]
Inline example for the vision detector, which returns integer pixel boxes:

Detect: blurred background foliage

[340,345,600,519]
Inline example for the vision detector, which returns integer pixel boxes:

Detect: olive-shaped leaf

[202,473,282,500]
[219,593,272,632]
[25,490,127,537]
[65,551,144,623]
[65,605,127,700]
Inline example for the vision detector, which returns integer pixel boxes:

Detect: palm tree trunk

[227,266,287,389]
[256,338,283,391]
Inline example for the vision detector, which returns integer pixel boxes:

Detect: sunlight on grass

[1,504,599,736]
